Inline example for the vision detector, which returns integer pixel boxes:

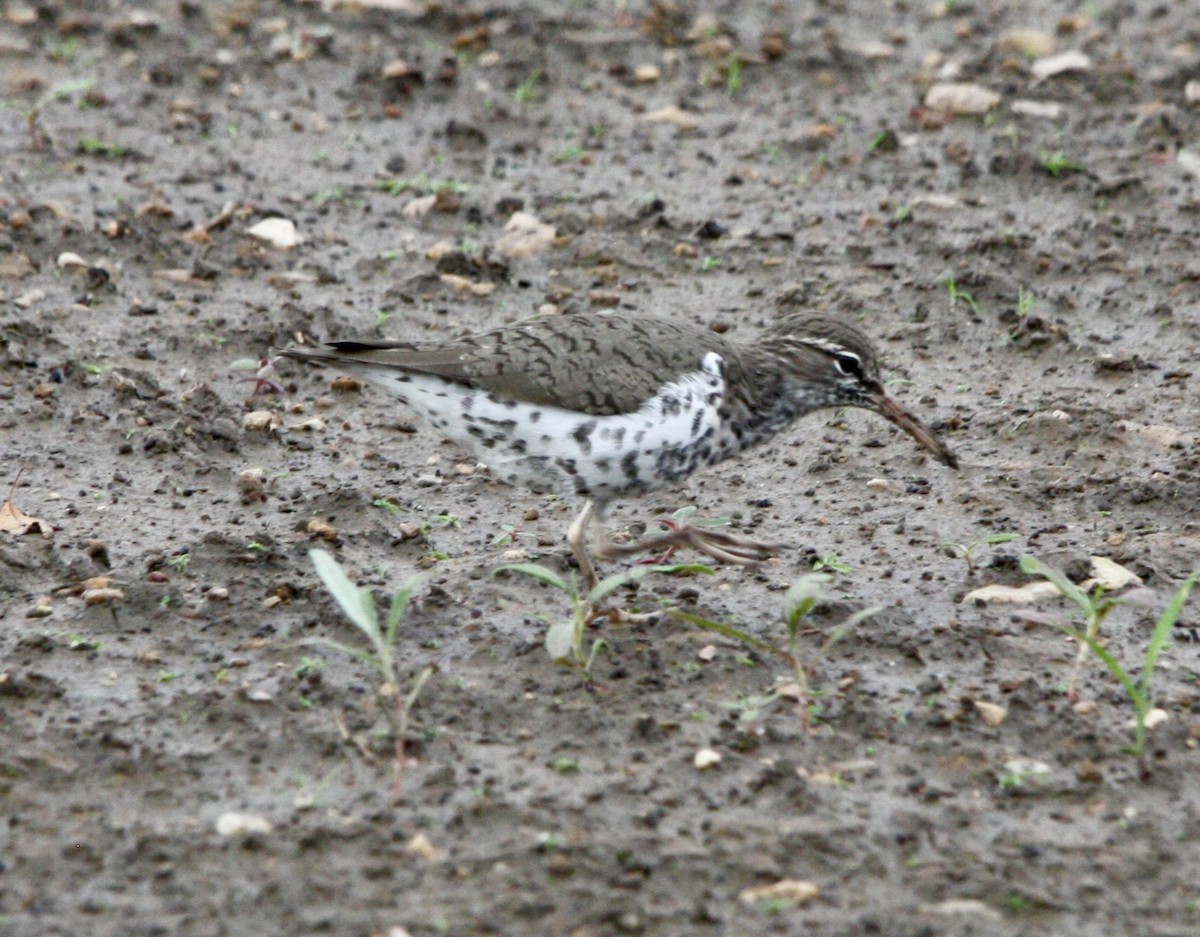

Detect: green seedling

[77,139,127,157]
[671,573,879,730]
[812,553,851,574]
[725,54,742,94]
[945,275,980,315]
[720,691,786,726]
[1019,557,1120,700]
[311,186,346,204]
[379,174,470,196]
[555,145,586,163]
[701,256,721,272]
[306,549,434,799]
[1022,558,1199,777]
[942,533,1019,575]
[868,130,892,152]
[512,67,542,104]
[490,524,525,546]
[1017,285,1035,317]
[372,498,402,515]
[1041,150,1084,177]
[295,656,324,678]
[495,561,711,681]
[2,77,95,150]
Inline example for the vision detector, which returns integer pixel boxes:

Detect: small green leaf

[985,533,1020,546]
[310,548,380,641]
[1140,571,1198,696]
[667,609,781,660]
[494,562,575,596]
[586,563,712,606]
[822,605,882,651]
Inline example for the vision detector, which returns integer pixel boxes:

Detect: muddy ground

[3,1,1200,935]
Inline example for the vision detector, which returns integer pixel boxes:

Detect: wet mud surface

[2,2,1200,935]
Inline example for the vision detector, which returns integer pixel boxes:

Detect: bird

[278,310,958,587]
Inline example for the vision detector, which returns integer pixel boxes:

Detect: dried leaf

[739,880,820,905]
[0,490,53,538]
[494,212,556,258]
[642,105,700,130]
[974,700,1008,727]
[246,217,300,248]
[961,582,1061,605]
[215,812,273,836]
[1030,50,1091,83]
[924,82,1001,115]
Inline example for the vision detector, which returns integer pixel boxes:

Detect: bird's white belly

[360,353,733,500]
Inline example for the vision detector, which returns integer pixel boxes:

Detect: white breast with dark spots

[359,352,736,500]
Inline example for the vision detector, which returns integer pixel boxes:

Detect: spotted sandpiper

[279,311,957,586]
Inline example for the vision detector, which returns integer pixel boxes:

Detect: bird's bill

[871,389,959,469]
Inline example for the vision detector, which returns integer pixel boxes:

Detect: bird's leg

[566,499,599,591]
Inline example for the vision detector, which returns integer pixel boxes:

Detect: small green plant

[306,549,434,799]
[554,145,586,163]
[868,130,891,152]
[311,186,346,204]
[494,561,710,680]
[2,77,95,150]
[77,139,127,157]
[942,533,1019,575]
[701,256,721,272]
[295,656,324,678]
[812,553,851,574]
[490,524,521,546]
[725,55,742,94]
[1021,558,1199,777]
[165,552,191,572]
[372,498,402,515]
[1041,150,1084,177]
[379,174,470,197]
[512,67,542,104]
[1017,285,1035,317]
[1006,893,1034,913]
[720,691,786,725]
[1019,557,1121,700]
[671,574,879,729]
[945,275,980,315]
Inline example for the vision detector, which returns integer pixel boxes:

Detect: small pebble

[694,748,722,770]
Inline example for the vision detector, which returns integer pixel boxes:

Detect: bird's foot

[598,519,784,568]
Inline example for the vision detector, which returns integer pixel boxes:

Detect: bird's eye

[834,352,863,377]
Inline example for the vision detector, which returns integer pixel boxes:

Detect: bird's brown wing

[282,312,746,416]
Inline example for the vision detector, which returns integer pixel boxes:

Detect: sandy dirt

[3,1,1200,935]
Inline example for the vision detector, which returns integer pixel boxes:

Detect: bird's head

[763,313,958,469]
